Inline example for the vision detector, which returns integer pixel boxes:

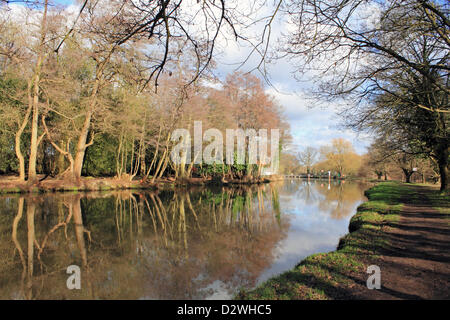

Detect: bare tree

[281,0,449,190]
[297,146,317,174]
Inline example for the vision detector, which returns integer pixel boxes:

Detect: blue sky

[207,3,372,155]
[17,0,372,155]
[53,0,72,4]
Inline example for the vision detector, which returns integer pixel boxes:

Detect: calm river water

[0,179,369,299]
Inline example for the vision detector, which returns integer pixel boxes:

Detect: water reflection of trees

[315,181,367,219]
[0,184,289,299]
[295,181,321,204]
[280,180,367,220]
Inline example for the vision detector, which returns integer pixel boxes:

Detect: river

[0,179,369,299]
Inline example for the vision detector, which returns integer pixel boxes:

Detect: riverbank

[0,175,158,193]
[0,174,285,193]
[237,181,450,300]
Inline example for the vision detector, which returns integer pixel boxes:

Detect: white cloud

[264,85,371,154]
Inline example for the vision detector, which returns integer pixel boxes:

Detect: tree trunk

[437,143,448,192]
[405,174,411,183]
[402,168,413,183]
[73,109,94,180]
[28,75,40,182]
[15,87,33,181]
[140,145,146,177]
[438,157,448,191]
[375,171,382,180]
[73,76,101,180]
[27,0,49,183]
[439,164,448,191]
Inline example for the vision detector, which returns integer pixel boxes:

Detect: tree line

[0,1,289,183]
[283,138,438,184]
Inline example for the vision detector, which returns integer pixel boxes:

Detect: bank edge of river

[0,174,286,194]
[236,181,447,300]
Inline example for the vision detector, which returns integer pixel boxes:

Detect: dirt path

[354,185,450,300]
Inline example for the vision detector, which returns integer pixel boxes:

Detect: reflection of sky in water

[256,180,367,285]
[198,180,368,299]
